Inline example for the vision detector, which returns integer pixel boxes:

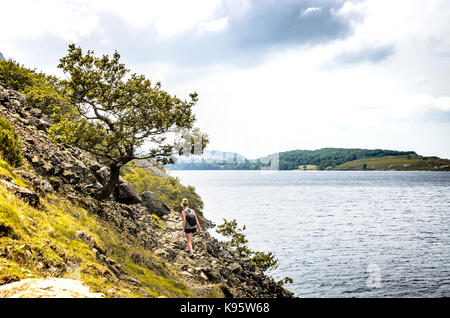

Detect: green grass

[0,158,27,187]
[334,155,450,171]
[297,165,318,170]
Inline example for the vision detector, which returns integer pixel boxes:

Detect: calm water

[169,170,450,297]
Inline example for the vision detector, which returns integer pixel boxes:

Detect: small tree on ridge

[49,44,207,200]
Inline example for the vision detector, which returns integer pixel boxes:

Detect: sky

[1,0,450,159]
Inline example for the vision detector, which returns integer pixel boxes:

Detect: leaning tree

[49,44,207,200]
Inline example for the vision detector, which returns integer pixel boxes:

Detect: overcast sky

[1,0,450,159]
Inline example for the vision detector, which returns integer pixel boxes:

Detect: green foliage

[0,59,33,91]
[0,158,26,187]
[49,44,202,167]
[279,148,417,170]
[151,214,165,229]
[121,161,206,223]
[0,59,68,116]
[216,219,252,259]
[278,276,294,286]
[0,116,23,167]
[216,219,278,271]
[250,251,279,271]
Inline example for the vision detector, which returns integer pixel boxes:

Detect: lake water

[169,170,450,298]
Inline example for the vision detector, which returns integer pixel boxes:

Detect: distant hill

[333,155,450,171]
[0,52,5,60]
[278,148,417,170]
[166,150,257,170]
[173,150,247,164]
[165,147,447,171]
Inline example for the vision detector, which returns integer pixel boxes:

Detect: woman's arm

[193,210,202,232]
[181,211,186,231]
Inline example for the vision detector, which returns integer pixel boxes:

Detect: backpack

[184,209,197,228]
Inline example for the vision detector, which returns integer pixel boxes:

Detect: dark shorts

[184,228,197,234]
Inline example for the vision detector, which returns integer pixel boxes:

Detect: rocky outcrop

[140,191,171,217]
[0,85,101,197]
[0,179,40,208]
[0,278,104,298]
[0,83,293,298]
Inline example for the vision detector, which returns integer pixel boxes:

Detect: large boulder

[113,177,142,205]
[140,191,171,217]
[0,278,104,298]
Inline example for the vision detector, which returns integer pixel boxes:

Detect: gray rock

[29,108,42,118]
[154,249,169,259]
[113,177,143,205]
[75,230,106,255]
[41,180,54,193]
[0,179,40,208]
[83,182,103,193]
[229,263,242,274]
[206,242,220,257]
[29,117,52,131]
[0,85,27,110]
[202,268,222,282]
[43,161,54,174]
[140,191,171,217]
[0,278,105,298]
[95,166,109,185]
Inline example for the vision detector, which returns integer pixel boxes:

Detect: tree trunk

[96,164,121,200]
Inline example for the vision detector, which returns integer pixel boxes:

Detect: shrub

[0,116,23,167]
[216,219,279,271]
[0,59,69,116]
[278,276,294,286]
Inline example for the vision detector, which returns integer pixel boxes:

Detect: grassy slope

[333,155,450,171]
[0,158,194,297]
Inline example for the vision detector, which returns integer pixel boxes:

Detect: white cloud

[198,17,229,33]
[85,0,222,36]
[0,0,223,52]
[0,1,99,42]
[416,95,450,111]
[301,7,322,16]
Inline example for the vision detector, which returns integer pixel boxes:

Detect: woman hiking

[181,198,201,259]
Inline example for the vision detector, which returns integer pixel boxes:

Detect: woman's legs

[186,233,193,255]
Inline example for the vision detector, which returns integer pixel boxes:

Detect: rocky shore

[0,83,293,298]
